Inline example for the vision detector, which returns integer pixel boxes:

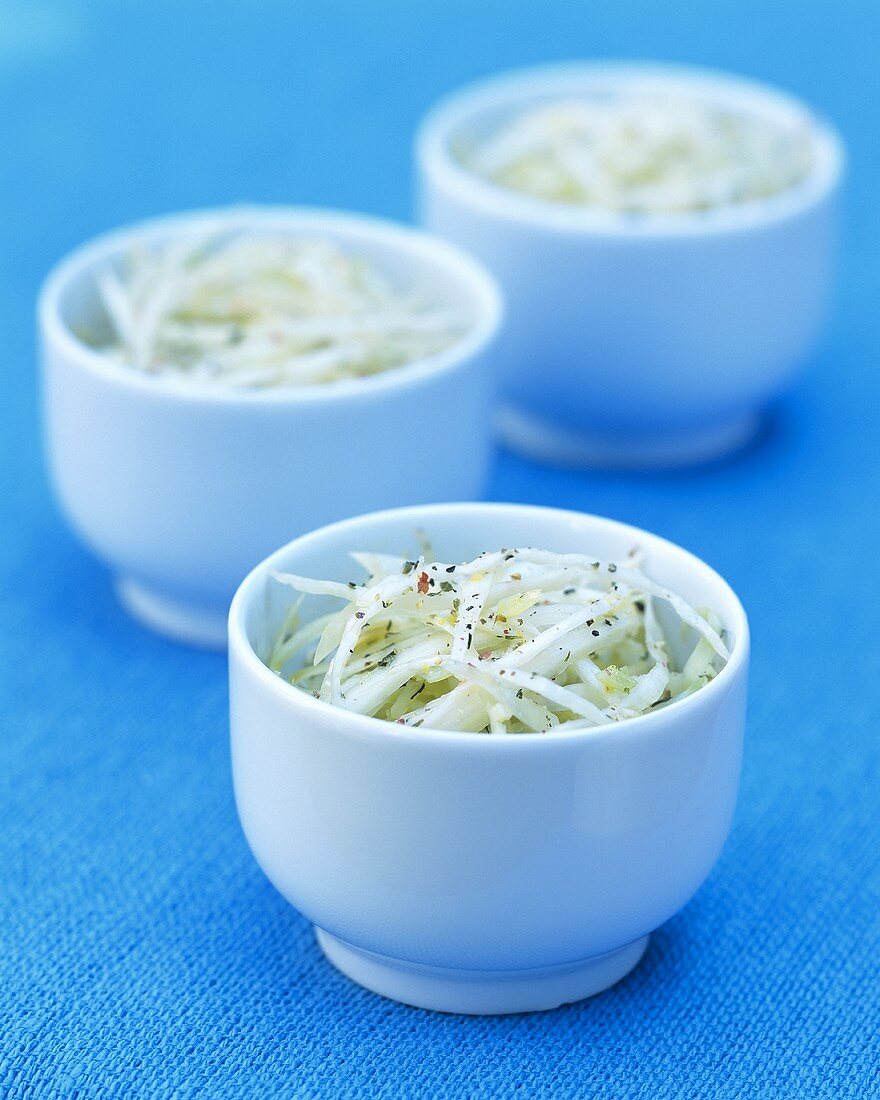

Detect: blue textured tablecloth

[2,2,878,1096]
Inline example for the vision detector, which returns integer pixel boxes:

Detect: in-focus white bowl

[229,502,749,1014]
[39,206,502,648]
[417,62,844,468]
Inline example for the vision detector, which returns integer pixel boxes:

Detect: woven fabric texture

[2,2,878,1096]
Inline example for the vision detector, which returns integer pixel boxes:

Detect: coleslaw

[88,230,467,387]
[459,94,814,213]
[267,545,729,734]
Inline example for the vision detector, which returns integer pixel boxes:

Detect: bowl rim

[37,204,503,407]
[228,501,750,750]
[415,60,845,238]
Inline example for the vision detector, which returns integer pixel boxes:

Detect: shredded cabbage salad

[460,94,814,213]
[91,230,467,387]
[267,545,729,734]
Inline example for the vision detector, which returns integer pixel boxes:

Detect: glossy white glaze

[40,208,502,647]
[229,503,750,1012]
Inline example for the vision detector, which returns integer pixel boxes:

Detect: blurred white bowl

[229,502,749,1014]
[39,206,502,648]
[416,62,844,468]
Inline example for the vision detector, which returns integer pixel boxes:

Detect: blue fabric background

[2,1,878,1096]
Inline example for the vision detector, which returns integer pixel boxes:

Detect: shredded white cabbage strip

[88,230,468,387]
[460,94,814,213]
[266,545,729,734]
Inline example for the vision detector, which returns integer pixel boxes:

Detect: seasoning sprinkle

[268,544,729,735]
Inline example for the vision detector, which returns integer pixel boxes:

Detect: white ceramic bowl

[416,62,844,468]
[39,206,502,648]
[229,502,749,1014]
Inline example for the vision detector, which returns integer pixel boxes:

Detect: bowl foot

[498,405,760,470]
[315,928,649,1014]
[115,578,229,650]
